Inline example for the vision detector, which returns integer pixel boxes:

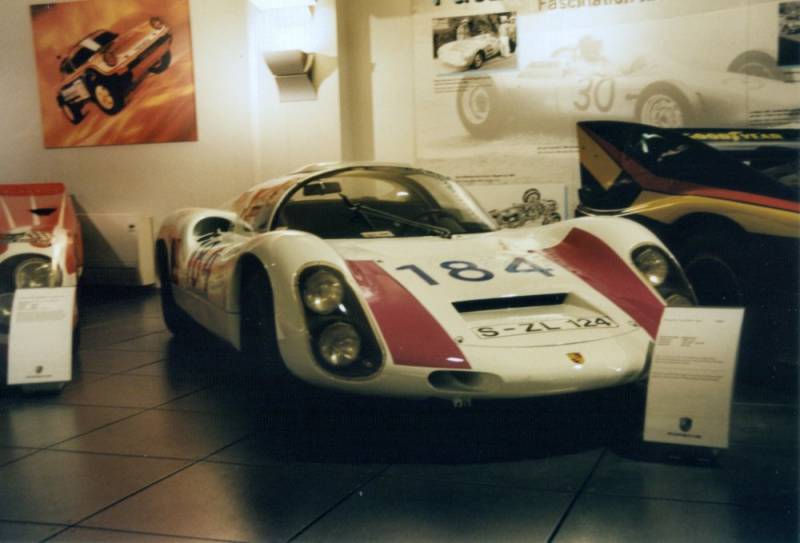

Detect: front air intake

[452,293,567,314]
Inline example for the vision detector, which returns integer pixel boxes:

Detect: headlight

[633,246,669,287]
[14,257,61,289]
[318,322,361,368]
[666,293,694,307]
[302,269,344,314]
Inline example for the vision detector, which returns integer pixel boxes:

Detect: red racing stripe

[542,228,664,338]
[346,260,470,370]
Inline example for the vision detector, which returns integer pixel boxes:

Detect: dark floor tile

[0,404,140,448]
[76,350,165,374]
[55,409,254,459]
[80,319,167,350]
[50,526,220,542]
[0,521,65,542]
[0,450,186,524]
[588,446,798,510]
[295,475,572,543]
[384,449,602,493]
[57,374,207,409]
[104,332,175,354]
[82,461,376,542]
[0,447,37,467]
[553,493,798,543]
[207,431,387,475]
[158,380,275,414]
[730,402,798,449]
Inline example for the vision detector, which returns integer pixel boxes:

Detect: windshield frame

[266,165,498,238]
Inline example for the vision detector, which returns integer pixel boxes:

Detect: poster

[412,0,800,205]
[30,0,198,148]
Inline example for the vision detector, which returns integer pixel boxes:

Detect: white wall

[338,0,415,163]
[253,0,343,180]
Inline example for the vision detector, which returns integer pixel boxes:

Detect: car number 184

[474,316,617,339]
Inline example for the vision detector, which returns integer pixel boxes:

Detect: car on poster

[437,32,503,70]
[456,36,800,137]
[576,121,799,370]
[56,17,173,125]
[157,163,696,401]
[0,183,83,345]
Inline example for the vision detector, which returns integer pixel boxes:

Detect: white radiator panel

[78,213,156,286]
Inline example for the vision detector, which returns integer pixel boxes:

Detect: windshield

[272,166,497,238]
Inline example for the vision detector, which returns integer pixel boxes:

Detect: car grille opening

[452,293,567,314]
[428,371,503,393]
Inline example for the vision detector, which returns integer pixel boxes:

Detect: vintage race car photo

[0,183,83,346]
[456,36,799,137]
[576,121,799,371]
[157,163,696,401]
[56,17,172,125]
[438,32,503,70]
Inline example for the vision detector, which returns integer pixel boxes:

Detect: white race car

[156,163,694,400]
[437,33,502,70]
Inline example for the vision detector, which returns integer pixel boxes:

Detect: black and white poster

[413,0,800,206]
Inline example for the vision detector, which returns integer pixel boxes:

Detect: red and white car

[0,183,83,343]
[157,163,695,401]
[56,17,172,124]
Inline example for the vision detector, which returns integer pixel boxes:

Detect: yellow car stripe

[619,192,799,238]
[577,126,621,191]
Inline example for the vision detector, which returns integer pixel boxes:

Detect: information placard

[643,307,744,449]
[7,287,75,385]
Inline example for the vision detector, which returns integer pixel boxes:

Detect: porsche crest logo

[567,352,584,365]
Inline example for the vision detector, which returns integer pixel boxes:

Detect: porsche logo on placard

[567,352,584,365]
[679,417,693,432]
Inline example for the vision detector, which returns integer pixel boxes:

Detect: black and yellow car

[576,121,798,373]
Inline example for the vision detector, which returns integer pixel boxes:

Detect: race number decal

[396,257,553,284]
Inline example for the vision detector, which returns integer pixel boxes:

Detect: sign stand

[6,287,76,390]
[641,306,745,461]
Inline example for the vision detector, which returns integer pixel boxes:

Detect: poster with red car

[30,0,198,148]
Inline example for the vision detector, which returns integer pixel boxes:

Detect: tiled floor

[0,288,797,542]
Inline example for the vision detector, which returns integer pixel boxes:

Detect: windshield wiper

[339,194,452,239]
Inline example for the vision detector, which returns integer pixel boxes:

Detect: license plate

[473,316,618,339]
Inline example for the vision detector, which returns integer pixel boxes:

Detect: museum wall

[338,0,416,163]
[0,0,343,232]
[0,0,256,228]
[252,0,342,181]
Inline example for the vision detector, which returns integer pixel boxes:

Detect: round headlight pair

[633,246,669,287]
[15,257,61,289]
[302,269,344,315]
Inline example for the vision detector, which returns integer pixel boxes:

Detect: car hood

[108,20,167,60]
[439,37,488,55]
[0,184,67,237]
[329,227,662,354]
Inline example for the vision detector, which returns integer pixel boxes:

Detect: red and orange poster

[30,0,198,148]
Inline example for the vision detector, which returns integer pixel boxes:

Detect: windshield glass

[272,166,496,238]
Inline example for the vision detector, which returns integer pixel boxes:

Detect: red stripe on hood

[542,228,664,338]
[346,260,471,370]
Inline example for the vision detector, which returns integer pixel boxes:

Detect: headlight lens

[666,293,694,307]
[633,246,669,287]
[302,269,344,315]
[318,322,361,368]
[14,257,61,289]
